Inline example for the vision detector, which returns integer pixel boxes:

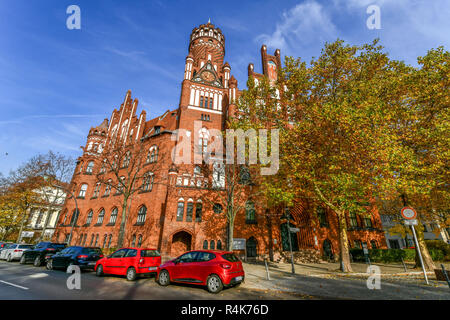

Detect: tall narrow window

[78,184,88,198]
[94,234,99,247]
[142,172,154,191]
[104,180,112,196]
[109,208,118,225]
[86,210,93,225]
[137,206,147,224]
[102,234,107,248]
[317,207,328,228]
[96,209,105,225]
[210,240,215,250]
[200,96,204,107]
[122,151,131,168]
[217,240,222,250]
[176,201,185,221]
[203,240,208,249]
[92,182,101,198]
[195,202,203,222]
[131,234,136,247]
[364,216,373,228]
[148,146,158,163]
[85,161,94,174]
[107,234,112,248]
[186,202,193,222]
[349,211,358,228]
[245,201,256,224]
[137,235,142,248]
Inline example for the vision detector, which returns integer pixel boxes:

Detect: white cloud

[256,1,338,54]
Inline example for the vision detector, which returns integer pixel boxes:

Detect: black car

[46,246,104,271]
[20,242,66,266]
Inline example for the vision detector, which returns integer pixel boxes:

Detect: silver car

[1,244,34,262]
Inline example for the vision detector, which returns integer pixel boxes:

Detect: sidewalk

[239,260,450,299]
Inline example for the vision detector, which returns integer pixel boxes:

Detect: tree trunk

[117,198,129,248]
[16,209,28,243]
[413,224,436,271]
[337,212,353,273]
[227,216,235,252]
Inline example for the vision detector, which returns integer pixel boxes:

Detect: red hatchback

[157,250,245,293]
[95,248,161,281]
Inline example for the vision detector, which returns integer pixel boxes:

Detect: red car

[157,250,245,293]
[95,248,161,281]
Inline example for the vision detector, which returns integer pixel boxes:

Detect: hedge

[349,247,447,263]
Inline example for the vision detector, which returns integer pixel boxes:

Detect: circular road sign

[401,207,417,220]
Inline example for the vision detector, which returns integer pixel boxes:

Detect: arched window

[94,234,99,247]
[217,240,222,250]
[96,209,105,225]
[83,234,87,246]
[120,119,129,140]
[90,234,94,246]
[86,210,93,225]
[137,235,142,248]
[131,234,136,247]
[78,184,88,198]
[194,166,202,175]
[116,176,125,194]
[210,240,215,250]
[109,208,118,225]
[147,146,158,163]
[203,240,208,249]
[142,172,154,191]
[93,182,101,198]
[85,161,94,173]
[176,199,185,221]
[99,159,107,174]
[78,161,84,173]
[213,203,223,214]
[245,201,256,223]
[137,206,147,224]
[195,201,203,222]
[69,209,79,226]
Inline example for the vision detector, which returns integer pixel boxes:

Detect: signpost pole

[287,219,295,274]
[411,224,429,285]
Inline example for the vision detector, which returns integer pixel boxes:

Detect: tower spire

[208,18,211,24]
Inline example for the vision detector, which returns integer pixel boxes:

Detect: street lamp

[281,207,295,274]
[43,175,78,245]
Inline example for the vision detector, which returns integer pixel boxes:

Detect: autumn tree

[236,39,410,272]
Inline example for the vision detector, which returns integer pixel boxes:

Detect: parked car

[95,248,161,281]
[0,242,13,249]
[20,242,66,266]
[157,250,245,293]
[2,244,34,262]
[46,246,103,271]
[0,243,17,260]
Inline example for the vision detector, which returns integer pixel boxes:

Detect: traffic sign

[401,207,417,220]
[289,227,300,233]
[404,219,418,225]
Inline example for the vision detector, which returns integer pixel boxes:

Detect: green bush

[349,247,447,263]
[425,240,450,261]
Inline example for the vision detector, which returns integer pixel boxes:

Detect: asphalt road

[0,260,306,300]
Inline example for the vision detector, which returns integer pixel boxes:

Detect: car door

[104,249,128,275]
[194,252,217,283]
[172,251,199,282]
[52,248,69,268]
[122,249,138,275]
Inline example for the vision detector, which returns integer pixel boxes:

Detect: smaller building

[20,185,67,243]
[380,214,450,248]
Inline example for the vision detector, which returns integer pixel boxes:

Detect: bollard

[441,264,450,289]
[264,258,271,281]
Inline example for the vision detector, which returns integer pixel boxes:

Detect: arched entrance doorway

[280,223,299,252]
[322,239,334,261]
[171,231,192,257]
[246,237,257,258]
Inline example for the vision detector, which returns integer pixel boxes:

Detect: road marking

[0,280,29,290]
[28,273,48,279]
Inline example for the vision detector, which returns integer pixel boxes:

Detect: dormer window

[154,126,161,134]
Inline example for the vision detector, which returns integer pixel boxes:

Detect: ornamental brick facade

[54,22,386,262]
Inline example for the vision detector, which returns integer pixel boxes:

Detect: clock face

[201,71,215,82]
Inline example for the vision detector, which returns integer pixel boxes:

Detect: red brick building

[54,22,386,262]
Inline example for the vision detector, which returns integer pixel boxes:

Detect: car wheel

[96,264,104,277]
[206,274,223,294]
[126,267,137,281]
[20,255,26,264]
[33,256,41,267]
[158,270,170,286]
[7,254,12,262]
[46,259,53,270]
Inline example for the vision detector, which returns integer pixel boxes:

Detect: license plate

[235,276,243,281]
[88,262,96,266]
[148,267,157,271]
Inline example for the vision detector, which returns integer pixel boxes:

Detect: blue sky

[1,0,449,175]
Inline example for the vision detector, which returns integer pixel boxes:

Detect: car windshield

[221,253,240,262]
[18,245,33,249]
[141,250,160,257]
[6,244,16,249]
[81,248,102,255]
